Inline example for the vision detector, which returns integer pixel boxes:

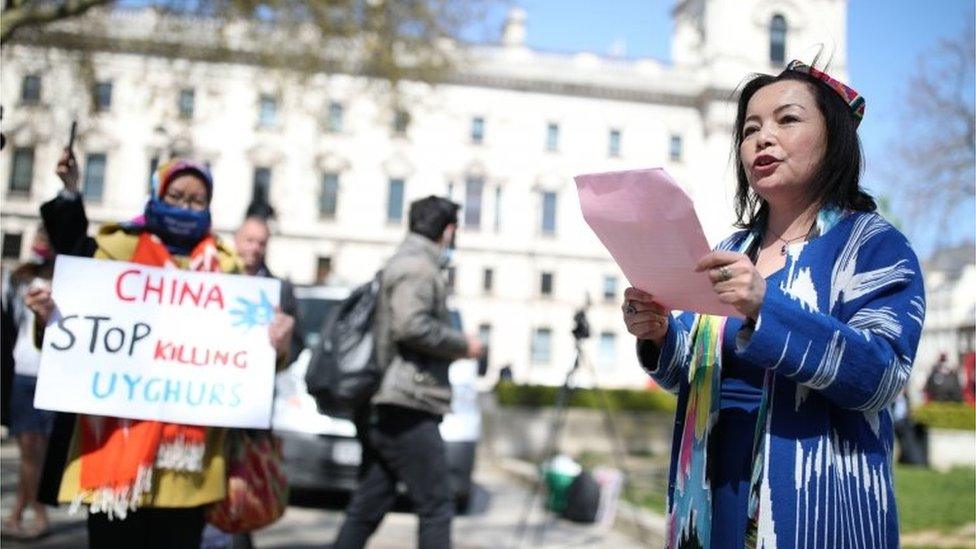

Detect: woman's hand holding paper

[696,251,766,321]
[622,287,670,347]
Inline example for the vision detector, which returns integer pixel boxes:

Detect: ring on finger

[719,266,732,282]
[625,300,637,315]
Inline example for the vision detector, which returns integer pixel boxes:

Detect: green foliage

[628,462,976,535]
[895,465,976,533]
[2,0,494,86]
[494,381,677,413]
[914,402,976,431]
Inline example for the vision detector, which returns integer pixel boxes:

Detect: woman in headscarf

[26,154,293,548]
[622,60,924,547]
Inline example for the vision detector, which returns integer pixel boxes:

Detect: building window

[540,191,557,235]
[545,122,559,152]
[531,327,552,364]
[471,116,484,144]
[8,147,34,194]
[603,275,618,302]
[252,167,272,205]
[494,186,502,232]
[446,266,456,292]
[478,322,492,373]
[1,233,23,259]
[21,75,41,104]
[393,110,410,135]
[387,178,405,223]
[669,134,683,162]
[599,331,617,367]
[540,272,554,297]
[464,177,484,229]
[315,256,332,284]
[478,323,492,347]
[258,94,277,126]
[328,102,343,133]
[608,129,621,157]
[83,153,107,202]
[94,81,113,111]
[770,14,787,65]
[482,268,494,294]
[178,88,195,119]
[148,156,160,192]
[320,172,339,218]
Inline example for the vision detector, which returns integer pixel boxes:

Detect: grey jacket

[371,233,468,416]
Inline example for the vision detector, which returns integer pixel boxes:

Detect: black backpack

[305,272,383,419]
[561,471,601,523]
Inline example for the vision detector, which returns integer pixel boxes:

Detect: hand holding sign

[35,256,281,429]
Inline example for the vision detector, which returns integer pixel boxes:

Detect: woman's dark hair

[732,69,875,229]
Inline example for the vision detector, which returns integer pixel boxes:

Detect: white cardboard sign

[34,255,281,429]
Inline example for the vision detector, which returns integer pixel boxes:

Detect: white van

[271,285,481,509]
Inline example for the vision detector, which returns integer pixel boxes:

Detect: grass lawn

[627,464,975,537]
[895,465,976,534]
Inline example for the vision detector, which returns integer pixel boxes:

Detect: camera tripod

[511,308,648,548]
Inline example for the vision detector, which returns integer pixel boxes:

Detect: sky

[467,0,975,258]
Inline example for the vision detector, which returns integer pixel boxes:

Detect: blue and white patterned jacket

[640,211,925,548]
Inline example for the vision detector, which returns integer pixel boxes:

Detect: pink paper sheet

[575,168,741,318]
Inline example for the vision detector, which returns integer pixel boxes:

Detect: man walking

[332,196,483,549]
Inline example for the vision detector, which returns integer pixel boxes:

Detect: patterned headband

[784,60,866,127]
[152,159,214,200]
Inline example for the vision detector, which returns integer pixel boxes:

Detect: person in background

[331,196,484,549]
[199,213,300,549]
[28,152,294,547]
[924,353,964,403]
[1,228,56,540]
[892,387,927,465]
[234,213,302,361]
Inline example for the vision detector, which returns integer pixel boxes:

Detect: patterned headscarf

[153,159,213,201]
[784,60,866,127]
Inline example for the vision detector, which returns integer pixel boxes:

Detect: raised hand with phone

[55,121,79,193]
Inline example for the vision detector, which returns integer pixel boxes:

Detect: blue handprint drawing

[229,290,275,330]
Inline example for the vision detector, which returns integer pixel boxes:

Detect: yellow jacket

[58,225,242,508]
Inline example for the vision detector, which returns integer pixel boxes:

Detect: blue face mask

[439,246,454,268]
[144,198,212,255]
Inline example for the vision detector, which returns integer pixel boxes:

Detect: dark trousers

[87,506,205,549]
[333,405,453,549]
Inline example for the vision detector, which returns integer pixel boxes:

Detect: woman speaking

[623,61,924,547]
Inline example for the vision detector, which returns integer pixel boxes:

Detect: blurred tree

[1,0,492,86]
[888,19,975,242]
[1,1,109,43]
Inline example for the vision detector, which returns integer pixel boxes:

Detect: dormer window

[770,14,787,65]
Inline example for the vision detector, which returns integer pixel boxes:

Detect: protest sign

[34,255,281,428]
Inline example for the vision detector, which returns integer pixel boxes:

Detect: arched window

[770,14,787,65]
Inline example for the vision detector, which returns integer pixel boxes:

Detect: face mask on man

[438,227,456,268]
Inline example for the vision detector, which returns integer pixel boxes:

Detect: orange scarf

[78,232,221,518]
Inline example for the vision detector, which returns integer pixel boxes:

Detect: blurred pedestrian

[331,196,484,549]
[29,151,293,548]
[1,227,56,540]
[892,388,927,465]
[199,214,299,549]
[924,353,964,402]
[625,60,924,546]
[234,214,301,361]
